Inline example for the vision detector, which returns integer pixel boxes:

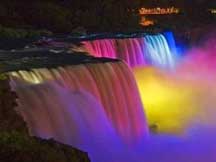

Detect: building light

[140,17,154,26]
[209,9,216,14]
[139,7,180,15]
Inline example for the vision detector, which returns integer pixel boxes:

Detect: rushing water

[83,33,176,68]
[9,57,216,162]
[10,62,148,146]
[6,33,216,162]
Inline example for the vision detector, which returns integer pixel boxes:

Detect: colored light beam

[133,65,216,134]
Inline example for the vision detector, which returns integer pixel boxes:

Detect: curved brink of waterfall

[9,61,148,162]
[82,33,177,69]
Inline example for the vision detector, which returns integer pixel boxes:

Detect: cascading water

[144,34,174,68]
[82,33,176,68]
[4,32,216,162]
[9,61,148,151]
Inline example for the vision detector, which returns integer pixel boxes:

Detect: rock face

[0,76,90,162]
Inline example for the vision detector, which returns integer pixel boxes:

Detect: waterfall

[144,34,174,68]
[5,33,216,162]
[9,61,148,150]
[82,34,176,68]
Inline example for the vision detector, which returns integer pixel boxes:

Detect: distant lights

[208,9,216,14]
[139,7,180,15]
[140,17,154,26]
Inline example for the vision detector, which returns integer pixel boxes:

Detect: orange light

[140,17,154,26]
[139,7,180,15]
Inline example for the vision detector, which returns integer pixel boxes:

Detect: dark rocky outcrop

[0,76,90,162]
[0,49,119,73]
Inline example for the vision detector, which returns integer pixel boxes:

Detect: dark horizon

[0,0,215,41]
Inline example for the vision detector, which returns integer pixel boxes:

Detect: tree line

[0,0,145,33]
[0,0,214,38]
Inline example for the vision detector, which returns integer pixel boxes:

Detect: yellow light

[9,70,45,85]
[209,9,216,14]
[140,17,154,26]
[133,67,203,134]
[139,7,180,15]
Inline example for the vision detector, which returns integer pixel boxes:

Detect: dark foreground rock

[0,77,90,162]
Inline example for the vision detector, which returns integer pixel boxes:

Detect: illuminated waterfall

[9,61,148,147]
[83,34,176,68]
[144,34,174,68]
[5,36,216,162]
[133,50,216,134]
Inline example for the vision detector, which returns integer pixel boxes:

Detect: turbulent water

[9,61,148,146]
[7,34,216,162]
[83,33,176,68]
[9,58,216,162]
